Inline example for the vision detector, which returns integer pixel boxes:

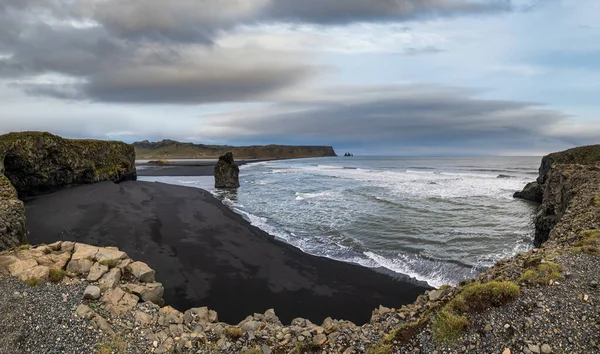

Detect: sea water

[140,156,540,288]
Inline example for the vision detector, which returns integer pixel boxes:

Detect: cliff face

[1,132,137,197]
[134,139,337,159]
[0,132,137,250]
[514,144,600,246]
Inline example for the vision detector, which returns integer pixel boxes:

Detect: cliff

[134,139,337,159]
[0,132,136,250]
[514,144,600,245]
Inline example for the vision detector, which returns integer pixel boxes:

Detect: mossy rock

[0,132,136,197]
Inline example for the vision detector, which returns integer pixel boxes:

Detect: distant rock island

[134,140,337,159]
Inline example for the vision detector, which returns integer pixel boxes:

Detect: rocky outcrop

[0,132,137,250]
[1,132,137,197]
[514,144,600,245]
[134,139,337,159]
[214,152,240,189]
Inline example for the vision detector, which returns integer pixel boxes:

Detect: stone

[583,294,589,302]
[127,261,155,283]
[541,344,552,354]
[313,334,327,346]
[95,248,127,262]
[322,317,336,334]
[71,243,99,261]
[428,289,444,301]
[502,349,511,354]
[261,344,272,354]
[83,285,101,300]
[241,320,262,333]
[87,263,109,282]
[66,258,93,275]
[75,304,93,319]
[484,324,493,332]
[12,291,22,299]
[264,308,279,323]
[102,287,139,315]
[159,306,183,325]
[92,315,115,335]
[528,344,541,354]
[8,258,37,276]
[513,181,543,203]
[590,281,598,289]
[122,282,164,305]
[504,323,510,329]
[98,268,121,289]
[214,151,240,189]
[34,252,70,270]
[18,265,49,283]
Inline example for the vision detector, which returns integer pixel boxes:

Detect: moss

[224,326,242,340]
[570,245,600,256]
[577,230,600,246]
[94,336,127,354]
[100,259,118,269]
[49,268,67,283]
[593,195,600,207]
[17,244,31,251]
[385,320,425,344]
[25,278,41,287]
[432,309,469,344]
[455,281,521,312]
[518,261,564,285]
[290,341,320,354]
[439,284,452,291]
[366,343,392,354]
[241,348,264,354]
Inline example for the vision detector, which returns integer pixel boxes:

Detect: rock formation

[214,151,240,189]
[514,144,600,246]
[0,132,137,250]
[134,139,337,159]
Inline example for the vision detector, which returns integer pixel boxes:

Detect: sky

[0,0,599,155]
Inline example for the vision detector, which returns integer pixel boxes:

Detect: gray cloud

[0,0,513,104]
[195,85,585,154]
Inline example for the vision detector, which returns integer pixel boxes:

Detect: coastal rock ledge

[0,132,136,250]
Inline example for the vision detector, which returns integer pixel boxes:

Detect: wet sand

[24,181,431,325]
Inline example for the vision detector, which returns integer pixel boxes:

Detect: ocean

[139,156,540,288]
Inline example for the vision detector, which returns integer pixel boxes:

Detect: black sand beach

[24,180,431,325]
[137,159,270,177]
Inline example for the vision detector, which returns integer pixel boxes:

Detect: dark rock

[513,181,543,203]
[214,152,240,189]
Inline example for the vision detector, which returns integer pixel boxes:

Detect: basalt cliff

[134,139,337,159]
[0,132,136,250]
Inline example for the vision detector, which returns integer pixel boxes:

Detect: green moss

[99,259,118,269]
[439,284,452,291]
[518,261,564,285]
[224,326,242,340]
[291,341,320,354]
[25,278,41,287]
[49,268,67,283]
[366,343,392,354]
[94,336,127,354]
[17,244,31,251]
[385,320,424,344]
[432,309,469,344]
[570,245,600,256]
[241,348,264,354]
[593,195,600,207]
[547,144,600,166]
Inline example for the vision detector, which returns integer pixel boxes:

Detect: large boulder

[513,181,543,203]
[214,151,240,189]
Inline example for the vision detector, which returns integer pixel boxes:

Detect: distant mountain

[133,140,337,159]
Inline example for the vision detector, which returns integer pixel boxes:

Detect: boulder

[95,247,127,262]
[214,152,240,189]
[122,282,164,305]
[71,243,99,261]
[102,287,139,315]
[87,263,109,282]
[127,261,155,283]
[18,265,50,283]
[83,285,101,300]
[513,181,543,203]
[8,258,37,276]
[34,252,71,270]
[66,258,94,275]
[99,268,121,289]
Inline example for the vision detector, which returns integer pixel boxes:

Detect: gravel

[0,276,106,354]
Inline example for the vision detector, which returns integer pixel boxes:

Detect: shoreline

[23,180,431,325]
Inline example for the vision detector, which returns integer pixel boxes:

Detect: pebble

[504,324,510,329]
[502,348,511,354]
[12,291,22,299]
[590,281,598,289]
[541,344,552,353]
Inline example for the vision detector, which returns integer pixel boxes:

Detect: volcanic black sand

[24,181,431,325]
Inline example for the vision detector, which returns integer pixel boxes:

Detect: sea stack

[214,151,240,189]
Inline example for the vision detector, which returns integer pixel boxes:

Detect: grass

[431,281,520,344]
[99,259,118,269]
[518,261,564,285]
[224,326,243,340]
[593,195,600,207]
[385,320,425,344]
[570,230,600,255]
[366,343,392,354]
[290,341,320,354]
[49,268,67,283]
[432,309,469,343]
[94,337,127,354]
[241,347,264,354]
[17,244,31,251]
[24,278,41,287]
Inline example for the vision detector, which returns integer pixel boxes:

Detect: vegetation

[593,195,600,207]
[241,347,264,354]
[570,230,600,255]
[49,268,67,283]
[224,326,243,340]
[385,320,425,344]
[519,261,564,285]
[17,244,31,251]
[546,144,600,166]
[94,336,127,354]
[25,278,41,287]
[366,343,392,354]
[290,341,320,354]
[431,281,520,343]
[100,259,118,269]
